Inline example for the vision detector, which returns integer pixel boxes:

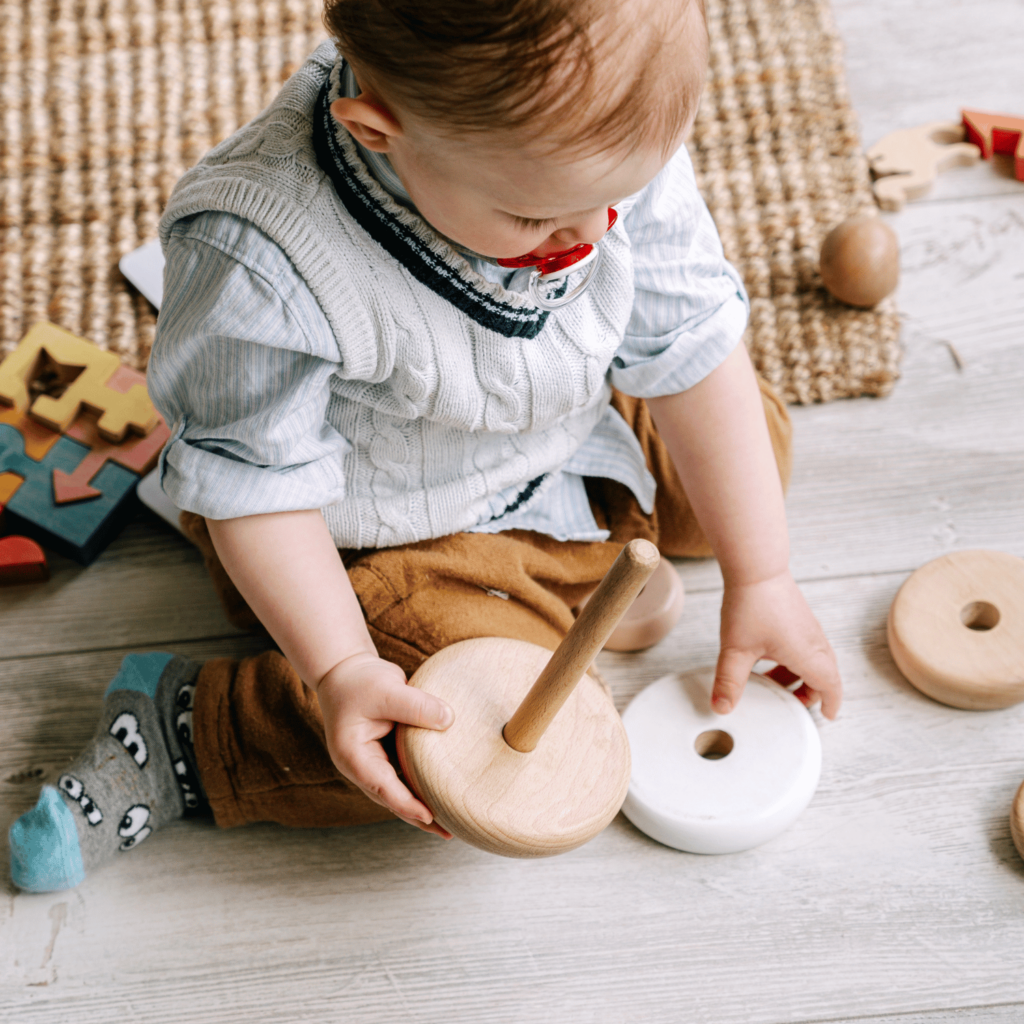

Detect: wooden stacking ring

[887,550,1024,710]
[396,540,659,858]
[1012,779,1024,863]
[621,668,822,854]
[577,555,685,651]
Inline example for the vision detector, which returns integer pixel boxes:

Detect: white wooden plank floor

[3,2,1024,1021]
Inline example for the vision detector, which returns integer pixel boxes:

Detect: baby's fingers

[712,648,759,714]
[796,647,843,720]
[348,744,452,838]
[378,680,454,733]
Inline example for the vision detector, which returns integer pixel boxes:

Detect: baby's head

[324,0,708,259]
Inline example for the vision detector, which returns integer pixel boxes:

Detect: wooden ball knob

[887,550,1024,710]
[820,214,900,307]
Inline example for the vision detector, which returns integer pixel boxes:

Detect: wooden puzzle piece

[867,122,981,210]
[962,109,1024,181]
[0,534,49,584]
[0,404,62,461]
[54,415,171,504]
[0,424,139,564]
[0,322,159,443]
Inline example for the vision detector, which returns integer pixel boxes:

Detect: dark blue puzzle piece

[0,423,139,565]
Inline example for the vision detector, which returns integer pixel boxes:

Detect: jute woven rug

[0,0,900,403]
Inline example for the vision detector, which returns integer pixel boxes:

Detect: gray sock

[48,653,206,875]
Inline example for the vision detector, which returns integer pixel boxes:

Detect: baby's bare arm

[646,344,842,718]
[206,511,453,835]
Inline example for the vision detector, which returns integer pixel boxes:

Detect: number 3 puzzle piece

[0,322,159,443]
[867,122,981,211]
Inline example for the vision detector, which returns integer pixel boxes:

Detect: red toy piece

[962,109,1024,182]
[0,533,49,584]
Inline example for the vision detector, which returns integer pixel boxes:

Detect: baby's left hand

[712,571,842,719]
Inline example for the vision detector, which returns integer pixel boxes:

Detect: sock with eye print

[9,652,208,892]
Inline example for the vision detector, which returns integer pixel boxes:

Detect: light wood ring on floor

[887,550,1024,710]
[1011,779,1024,863]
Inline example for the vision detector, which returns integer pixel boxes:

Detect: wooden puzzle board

[0,0,898,404]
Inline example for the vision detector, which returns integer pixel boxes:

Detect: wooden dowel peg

[503,538,660,752]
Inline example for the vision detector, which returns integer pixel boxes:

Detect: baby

[10,0,841,889]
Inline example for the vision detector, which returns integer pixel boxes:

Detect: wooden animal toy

[819,214,900,308]
[0,534,48,584]
[620,667,822,854]
[576,553,684,651]
[0,322,170,564]
[867,122,980,210]
[962,109,1024,182]
[1012,780,1024,862]
[396,539,659,857]
[887,550,1024,710]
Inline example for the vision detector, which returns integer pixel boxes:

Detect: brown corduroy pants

[181,387,792,830]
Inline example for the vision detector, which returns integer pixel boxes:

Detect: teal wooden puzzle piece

[0,423,138,564]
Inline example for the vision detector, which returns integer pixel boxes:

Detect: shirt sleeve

[609,144,750,398]
[148,211,352,520]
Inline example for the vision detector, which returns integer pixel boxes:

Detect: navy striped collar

[312,65,559,339]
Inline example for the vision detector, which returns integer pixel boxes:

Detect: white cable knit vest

[160,43,637,549]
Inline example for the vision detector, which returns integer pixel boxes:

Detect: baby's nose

[551,207,613,246]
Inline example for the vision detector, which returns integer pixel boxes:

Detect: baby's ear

[330,96,403,152]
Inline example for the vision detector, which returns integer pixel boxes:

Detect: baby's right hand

[315,652,455,838]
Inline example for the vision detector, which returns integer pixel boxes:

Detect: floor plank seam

[788,999,1024,1024]
[0,633,258,665]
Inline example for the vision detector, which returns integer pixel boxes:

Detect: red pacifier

[496,208,618,311]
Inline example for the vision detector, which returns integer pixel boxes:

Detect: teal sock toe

[9,786,86,893]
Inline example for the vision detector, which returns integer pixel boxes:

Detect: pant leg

[189,377,791,830]
[192,530,624,829]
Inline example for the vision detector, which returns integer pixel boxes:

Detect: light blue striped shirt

[151,101,748,542]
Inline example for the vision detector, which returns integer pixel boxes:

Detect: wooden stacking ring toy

[577,554,685,651]
[1011,780,1024,863]
[887,550,1024,710]
[620,668,822,854]
[396,539,659,858]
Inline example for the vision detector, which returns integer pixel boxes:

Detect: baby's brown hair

[323,0,708,155]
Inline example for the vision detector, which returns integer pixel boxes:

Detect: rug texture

[0,0,900,403]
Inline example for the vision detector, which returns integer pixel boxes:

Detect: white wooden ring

[621,669,821,854]
[887,550,1024,710]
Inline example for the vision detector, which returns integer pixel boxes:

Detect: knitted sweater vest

[160,43,637,549]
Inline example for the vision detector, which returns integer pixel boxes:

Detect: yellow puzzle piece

[0,322,158,442]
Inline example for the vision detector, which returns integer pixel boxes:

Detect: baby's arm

[646,342,842,718]
[207,511,454,836]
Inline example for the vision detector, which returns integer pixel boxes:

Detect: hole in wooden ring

[694,730,734,760]
[961,601,1000,631]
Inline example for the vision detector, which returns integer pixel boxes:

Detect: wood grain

[888,550,1024,710]
[397,637,630,857]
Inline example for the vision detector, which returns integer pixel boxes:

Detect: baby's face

[384,126,688,261]
[333,0,706,261]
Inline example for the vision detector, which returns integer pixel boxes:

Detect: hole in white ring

[695,730,734,760]
[961,601,1000,631]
